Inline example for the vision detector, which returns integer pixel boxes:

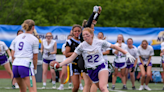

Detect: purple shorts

[126,64,134,69]
[161,60,164,63]
[138,62,152,66]
[87,63,108,83]
[43,59,55,64]
[113,62,126,69]
[0,54,8,65]
[12,65,34,78]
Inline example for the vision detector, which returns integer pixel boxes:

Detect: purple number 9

[18,42,24,50]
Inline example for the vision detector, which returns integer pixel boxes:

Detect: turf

[0,79,163,92]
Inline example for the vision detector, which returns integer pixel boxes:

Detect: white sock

[60,84,64,87]
[145,85,148,87]
[140,85,143,87]
[69,82,72,85]
[43,82,46,86]
[52,81,56,84]
[80,83,83,87]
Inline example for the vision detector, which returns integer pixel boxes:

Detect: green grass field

[0,79,163,92]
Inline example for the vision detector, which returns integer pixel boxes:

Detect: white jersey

[10,33,39,67]
[101,47,110,62]
[75,39,111,68]
[61,43,66,61]
[127,45,138,64]
[0,41,8,55]
[138,45,154,63]
[112,43,127,63]
[42,39,56,60]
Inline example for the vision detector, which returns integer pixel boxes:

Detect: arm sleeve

[93,13,100,21]
[150,46,154,56]
[33,39,39,54]
[84,12,95,28]
[65,40,71,47]
[10,39,16,50]
[102,40,112,50]
[3,42,8,51]
[74,44,83,55]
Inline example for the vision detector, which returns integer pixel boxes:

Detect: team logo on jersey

[22,35,26,39]
[87,50,99,54]
[151,31,164,45]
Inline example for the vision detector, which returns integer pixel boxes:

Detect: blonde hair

[116,34,125,43]
[46,32,52,36]
[22,19,35,31]
[82,19,87,28]
[82,28,94,38]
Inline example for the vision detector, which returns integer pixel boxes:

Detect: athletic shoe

[12,85,15,89]
[79,85,83,90]
[42,85,46,89]
[52,84,56,89]
[138,85,144,90]
[15,84,19,89]
[121,85,128,90]
[144,86,151,91]
[132,86,136,90]
[68,83,72,89]
[57,85,64,90]
[111,86,115,90]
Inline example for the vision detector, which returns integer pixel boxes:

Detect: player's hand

[8,56,12,62]
[34,69,37,74]
[93,6,99,13]
[98,6,102,14]
[50,61,60,69]
[131,66,135,72]
[125,53,135,63]
[47,52,51,56]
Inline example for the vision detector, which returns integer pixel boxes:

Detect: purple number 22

[87,55,99,63]
[18,42,24,50]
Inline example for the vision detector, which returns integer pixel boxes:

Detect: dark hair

[67,34,73,39]
[17,30,23,35]
[127,38,133,42]
[22,19,35,31]
[72,24,82,31]
[98,32,104,36]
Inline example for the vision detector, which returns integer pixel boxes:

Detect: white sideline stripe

[109,89,126,92]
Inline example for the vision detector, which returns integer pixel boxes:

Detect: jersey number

[18,42,24,50]
[87,55,99,63]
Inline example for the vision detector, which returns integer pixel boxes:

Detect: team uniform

[112,43,127,69]
[161,42,164,63]
[126,46,138,69]
[10,33,39,78]
[42,39,56,64]
[138,45,154,66]
[75,39,111,83]
[0,41,9,65]
[66,38,81,76]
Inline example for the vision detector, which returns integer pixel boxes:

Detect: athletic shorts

[126,64,134,69]
[113,62,127,69]
[0,54,8,66]
[87,62,108,83]
[138,62,152,66]
[43,59,55,64]
[12,65,34,78]
[69,63,81,76]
